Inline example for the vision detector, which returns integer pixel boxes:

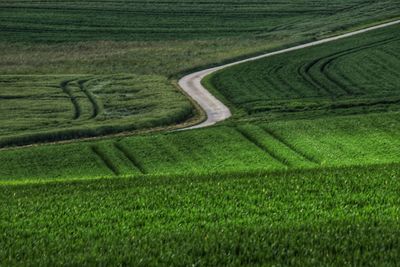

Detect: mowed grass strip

[1,163,400,266]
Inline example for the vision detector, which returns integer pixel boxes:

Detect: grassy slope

[1,1,400,265]
[1,0,399,43]
[207,24,400,120]
[1,1,399,77]
[0,1,399,145]
[0,74,192,147]
[2,25,400,183]
[1,112,400,184]
[1,163,400,266]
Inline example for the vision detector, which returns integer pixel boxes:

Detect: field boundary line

[178,19,400,130]
[2,161,400,187]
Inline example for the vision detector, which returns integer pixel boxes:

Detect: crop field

[2,112,400,184]
[2,163,400,266]
[0,1,398,145]
[0,74,191,147]
[1,0,399,42]
[207,24,400,120]
[1,0,399,77]
[1,0,400,265]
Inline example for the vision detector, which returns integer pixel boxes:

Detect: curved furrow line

[297,58,336,96]
[78,79,102,120]
[298,37,399,97]
[235,126,290,168]
[264,65,294,98]
[260,126,320,165]
[374,48,400,74]
[60,80,81,120]
[319,37,400,95]
[114,142,147,174]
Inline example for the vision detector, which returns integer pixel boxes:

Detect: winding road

[178,19,400,130]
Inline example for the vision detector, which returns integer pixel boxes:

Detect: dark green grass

[1,0,399,42]
[1,163,400,266]
[0,1,398,79]
[207,24,400,120]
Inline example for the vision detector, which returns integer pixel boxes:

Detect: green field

[1,0,399,43]
[0,1,399,145]
[206,24,400,120]
[1,0,400,265]
[0,74,192,147]
[2,112,400,184]
[2,164,400,266]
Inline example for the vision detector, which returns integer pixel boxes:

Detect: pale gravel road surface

[178,19,400,130]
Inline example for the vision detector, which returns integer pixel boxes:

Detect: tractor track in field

[301,37,400,97]
[59,78,101,121]
[60,80,81,120]
[78,79,101,119]
[178,19,400,130]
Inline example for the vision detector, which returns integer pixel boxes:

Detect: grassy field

[1,0,399,146]
[0,74,192,147]
[1,0,399,43]
[2,0,400,265]
[206,24,400,121]
[1,0,399,77]
[2,112,400,184]
[0,26,400,183]
[1,163,400,266]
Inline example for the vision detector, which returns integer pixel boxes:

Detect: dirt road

[178,19,400,130]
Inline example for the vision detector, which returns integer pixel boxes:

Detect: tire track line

[60,80,81,120]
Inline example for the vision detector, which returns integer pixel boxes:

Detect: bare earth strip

[178,19,400,130]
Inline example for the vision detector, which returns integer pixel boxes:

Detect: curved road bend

[178,19,400,130]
